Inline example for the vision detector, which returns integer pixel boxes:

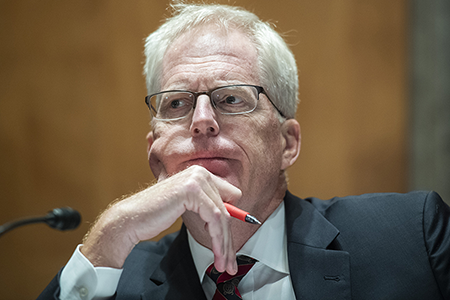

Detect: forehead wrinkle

[162,56,257,90]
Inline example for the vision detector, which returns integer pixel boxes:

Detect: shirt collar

[188,201,288,283]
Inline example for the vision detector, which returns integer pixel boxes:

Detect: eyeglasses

[145,84,285,121]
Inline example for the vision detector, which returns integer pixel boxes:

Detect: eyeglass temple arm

[258,88,286,119]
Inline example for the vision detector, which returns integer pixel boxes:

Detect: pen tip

[245,214,261,225]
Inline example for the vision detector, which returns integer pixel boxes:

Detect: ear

[280,119,301,170]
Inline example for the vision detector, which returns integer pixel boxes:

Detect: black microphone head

[46,207,81,231]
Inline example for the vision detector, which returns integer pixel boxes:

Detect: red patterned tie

[206,255,257,300]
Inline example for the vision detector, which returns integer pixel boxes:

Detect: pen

[224,203,261,225]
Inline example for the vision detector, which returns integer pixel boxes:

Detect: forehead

[161,24,259,90]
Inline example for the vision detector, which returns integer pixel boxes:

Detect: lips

[184,157,232,177]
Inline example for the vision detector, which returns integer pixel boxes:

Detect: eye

[161,93,193,110]
[212,86,257,114]
[216,93,245,106]
[224,95,243,105]
[170,99,185,108]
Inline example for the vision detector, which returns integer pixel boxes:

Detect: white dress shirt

[60,202,295,300]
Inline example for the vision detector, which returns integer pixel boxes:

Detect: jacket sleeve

[423,191,450,299]
[36,269,62,300]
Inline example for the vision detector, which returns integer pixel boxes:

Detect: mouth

[185,157,230,174]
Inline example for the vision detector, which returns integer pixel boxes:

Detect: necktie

[206,255,258,300]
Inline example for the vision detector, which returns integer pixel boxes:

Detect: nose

[190,95,220,136]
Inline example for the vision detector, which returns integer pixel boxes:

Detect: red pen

[224,203,261,225]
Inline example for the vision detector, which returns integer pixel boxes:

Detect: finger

[209,175,242,204]
[224,229,237,275]
[209,207,236,274]
[210,221,235,274]
[204,177,239,275]
[209,215,237,275]
[211,235,227,272]
[192,189,233,273]
[206,205,236,275]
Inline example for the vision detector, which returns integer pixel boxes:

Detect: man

[39,2,450,300]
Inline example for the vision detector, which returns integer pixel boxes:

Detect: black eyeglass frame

[145,84,285,121]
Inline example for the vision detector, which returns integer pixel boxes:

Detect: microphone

[0,207,81,237]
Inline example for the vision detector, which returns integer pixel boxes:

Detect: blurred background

[0,0,448,299]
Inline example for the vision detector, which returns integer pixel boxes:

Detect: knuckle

[190,165,211,178]
[223,212,231,222]
[182,175,205,193]
[212,208,222,221]
[190,164,204,171]
[184,178,201,193]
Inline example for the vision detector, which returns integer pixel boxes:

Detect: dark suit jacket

[38,191,450,299]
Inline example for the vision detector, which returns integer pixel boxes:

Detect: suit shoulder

[302,191,449,242]
[304,190,437,215]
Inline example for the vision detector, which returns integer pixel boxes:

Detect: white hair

[143,1,299,119]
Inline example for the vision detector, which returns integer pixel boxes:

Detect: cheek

[148,124,185,175]
[241,117,283,168]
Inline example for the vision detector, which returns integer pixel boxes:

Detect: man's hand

[80,165,240,275]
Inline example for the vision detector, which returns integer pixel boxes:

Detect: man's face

[147,25,287,218]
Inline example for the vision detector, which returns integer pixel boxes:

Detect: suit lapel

[141,226,207,300]
[284,192,351,300]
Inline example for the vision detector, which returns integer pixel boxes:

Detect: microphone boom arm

[0,207,81,237]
